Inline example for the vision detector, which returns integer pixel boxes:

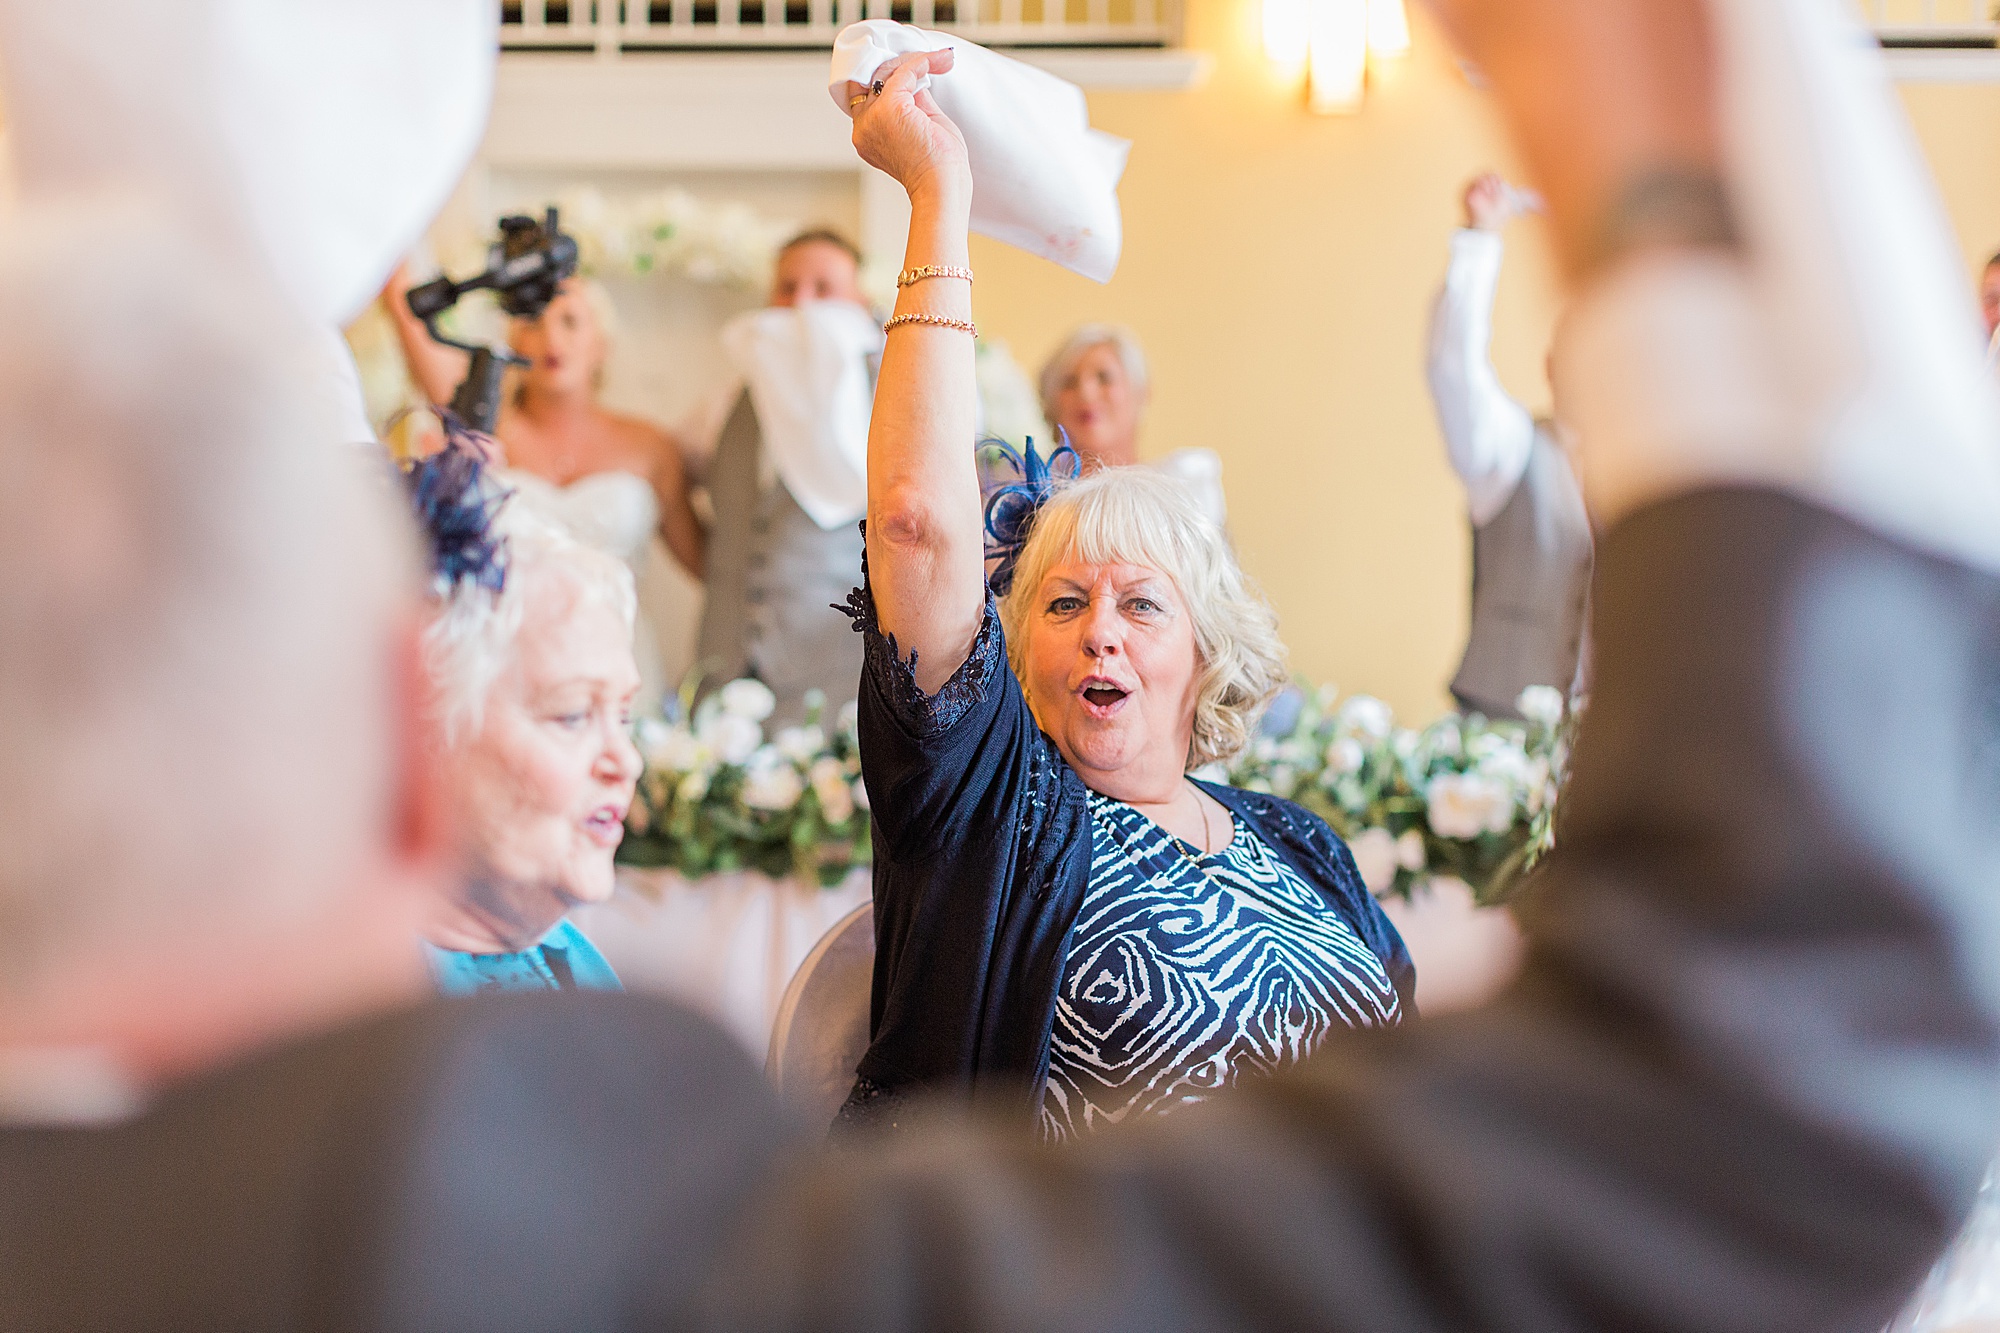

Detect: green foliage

[620,676,1574,906]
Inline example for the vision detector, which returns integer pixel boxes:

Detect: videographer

[384,255,704,581]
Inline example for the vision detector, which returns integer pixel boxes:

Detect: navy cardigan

[841,589,1415,1125]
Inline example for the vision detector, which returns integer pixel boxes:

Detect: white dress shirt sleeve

[1555,0,2000,579]
[1425,229,1539,527]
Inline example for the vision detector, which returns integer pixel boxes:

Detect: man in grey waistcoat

[691,231,880,725]
[1425,173,1593,720]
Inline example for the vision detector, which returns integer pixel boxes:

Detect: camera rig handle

[404,207,579,435]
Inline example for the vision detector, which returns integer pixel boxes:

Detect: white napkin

[829,21,1130,284]
[0,0,495,328]
[720,301,885,531]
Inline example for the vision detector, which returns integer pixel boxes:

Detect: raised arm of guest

[381,260,469,409]
[1425,173,1538,525]
[846,51,983,694]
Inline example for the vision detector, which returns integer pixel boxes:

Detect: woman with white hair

[1040,323,1228,527]
[1038,322,1149,469]
[403,441,644,993]
[837,54,1412,1138]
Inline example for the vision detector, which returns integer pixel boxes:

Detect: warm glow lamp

[1306,0,1368,114]
[1263,0,1311,66]
[1270,0,1410,114]
[1367,0,1410,58]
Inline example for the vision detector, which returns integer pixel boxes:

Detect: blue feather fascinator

[981,430,1081,596]
[401,415,513,598]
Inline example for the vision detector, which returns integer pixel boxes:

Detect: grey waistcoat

[695,390,866,725]
[1449,429,1594,720]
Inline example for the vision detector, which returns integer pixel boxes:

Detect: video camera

[405,207,580,434]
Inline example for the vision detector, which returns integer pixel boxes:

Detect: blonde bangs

[999,467,1287,770]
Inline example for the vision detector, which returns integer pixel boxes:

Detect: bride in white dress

[385,265,703,704]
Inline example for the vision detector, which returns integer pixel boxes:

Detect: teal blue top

[425,919,623,996]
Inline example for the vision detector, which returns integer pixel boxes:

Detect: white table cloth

[573,868,872,1059]
[573,864,1517,1063]
[1380,877,1525,1016]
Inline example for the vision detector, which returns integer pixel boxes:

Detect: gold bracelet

[884,312,977,336]
[896,265,974,288]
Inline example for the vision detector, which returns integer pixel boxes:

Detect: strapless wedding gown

[504,469,669,707]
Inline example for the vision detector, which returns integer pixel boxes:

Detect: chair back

[766,901,874,1127]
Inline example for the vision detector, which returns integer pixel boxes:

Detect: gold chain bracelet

[884,312,977,336]
[896,264,974,288]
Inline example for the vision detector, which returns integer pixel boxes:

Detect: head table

[571,867,1521,1062]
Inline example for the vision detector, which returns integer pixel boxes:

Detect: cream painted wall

[970,0,1563,721]
[1902,81,2000,274]
[974,3,2000,722]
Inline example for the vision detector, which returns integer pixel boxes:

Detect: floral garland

[619,678,870,885]
[619,677,1572,907]
[435,186,799,293]
[1207,684,1571,907]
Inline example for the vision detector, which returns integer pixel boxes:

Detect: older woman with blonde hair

[1040,322,1229,526]
[838,51,1412,1139]
[404,441,644,994]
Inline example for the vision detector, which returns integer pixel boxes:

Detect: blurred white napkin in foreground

[830,20,1129,283]
[0,0,496,328]
[0,0,496,440]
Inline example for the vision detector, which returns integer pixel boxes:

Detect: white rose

[635,717,671,757]
[1276,737,1316,767]
[1427,772,1517,840]
[741,759,806,812]
[1477,745,1538,794]
[809,756,855,824]
[1465,731,1506,762]
[718,678,777,722]
[643,724,712,775]
[1396,828,1428,872]
[836,699,861,735]
[1339,695,1394,742]
[1516,684,1566,729]
[775,724,826,765]
[697,712,762,766]
[1348,827,1398,894]
[1325,736,1365,776]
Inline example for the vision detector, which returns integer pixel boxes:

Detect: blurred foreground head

[0,200,448,1086]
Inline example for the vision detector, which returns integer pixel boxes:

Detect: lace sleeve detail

[830,1076,916,1137]
[839,564,1006,742]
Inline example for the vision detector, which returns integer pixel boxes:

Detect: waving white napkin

[720,301,885,531]
[0,0,496,328]
[829,21,1130,283]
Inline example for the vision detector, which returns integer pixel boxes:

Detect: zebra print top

[1039,791,1404,1141]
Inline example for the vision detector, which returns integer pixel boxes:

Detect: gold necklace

[1098,782,1226,891]
[1187,782,1217,855]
